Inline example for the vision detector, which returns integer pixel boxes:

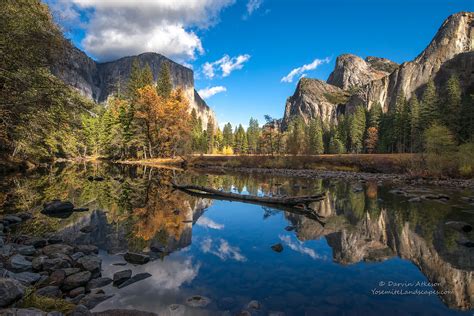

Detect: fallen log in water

[171,182,327,223]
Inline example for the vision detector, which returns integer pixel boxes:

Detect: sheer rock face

[282,78,349,128]
[283,12,474,127]
[327,54,398,91]
[355,12,474,110]
[52,47,216,128]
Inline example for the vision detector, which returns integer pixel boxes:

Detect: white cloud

[196,216,225,229]
[200,238,246,262]
[48,0,235,62]
[279,235,324,260]
[198,86,227,99]
[246,0,263,16]
[202,54,251,79]
[281,57,331,83]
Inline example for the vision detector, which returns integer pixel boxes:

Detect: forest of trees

[81,61,192,159]
[189,75,474,158]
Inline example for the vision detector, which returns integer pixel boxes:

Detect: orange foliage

[365,127,379,154]
[136,86,191,157]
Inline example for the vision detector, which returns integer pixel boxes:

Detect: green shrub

[424,123,457,176]
[458,143,474,177]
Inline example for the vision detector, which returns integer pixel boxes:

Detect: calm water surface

[2,163,473,315]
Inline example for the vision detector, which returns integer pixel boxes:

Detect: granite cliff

[283,12,474,127]
[52,46,216,128]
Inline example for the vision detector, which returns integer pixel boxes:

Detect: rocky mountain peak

[283,78,349,128]
[52,47,216,129]
[327,54,398,91]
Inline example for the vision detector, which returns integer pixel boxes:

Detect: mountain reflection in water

[2,162,473,315]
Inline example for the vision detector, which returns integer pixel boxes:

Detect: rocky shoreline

[0,204,157,316]
[193,165,474,189]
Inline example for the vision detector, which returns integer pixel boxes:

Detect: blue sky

[47,0,474,128]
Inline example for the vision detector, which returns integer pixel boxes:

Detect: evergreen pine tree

[409,95,422,152]
[460,94,474,142]
[394,93,410,152]
[307,119,324,154]
[368,103,383,128]
[156,62,173,99]
[223,123,234,148]
[348,106,366,153]
[420,80,439,129]
[442,75,462,139]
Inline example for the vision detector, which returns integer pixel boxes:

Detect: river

[2,162,473,315]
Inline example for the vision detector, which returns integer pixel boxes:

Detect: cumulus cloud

[200,238,246,262]
[202,54,251,79]
[279,235,324,260]
[47,0,235,62]
[196,216,225,229]
[281,57,331,83]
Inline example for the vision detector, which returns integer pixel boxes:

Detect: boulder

[271,243,284,253]
[36,285,61,298]
[185,295,211,308]
[79,293,113,309]
[69,305,92,316]
[75,245,99,255]
[10,271,41,285]
[18,245,36,256]
[42,200,75,215]
[112,269,131,286]
[48,270,66,286]
[42,244,74,256]
[123,252,149,265]
[116,273,151,289]
[87,277,112,290]
[76,256,101,273]
[10,254,32,272]
[62,271,91,291]
[0,277,25,307]
[69,287,85,298]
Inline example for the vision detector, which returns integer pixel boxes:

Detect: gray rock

[75,245,98,255]
[10,254,32,272]
[42,200,75,215]
[112,269,131,286]
[47,269,66,286]
[42,244,74,256]
[32,256,48,271]
[79,293,114,309]
[11,271,41,284]
[71,252,85,261]
[25,238,48,249]
[0,277,25,307]
[271,243,283,253]
[185,295,211,308]
[3,308,45,316]
[62,271,91,291]
[3,215,22,224]
[63,268,81,276]
[123,252,149,265]
[247,300,261,310]
[76,256,101,273]
[116,272,151,289]
[87,277,112,290]
[92,310,157,316]
[42,258,70,271]
[36,285,61,298]
[69,305,92,316]
[18,245,36,256]
[46,312,64,316]
[69,286,85,298]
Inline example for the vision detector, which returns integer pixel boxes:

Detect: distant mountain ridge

[283,11,474,127]
[52,46,216,128]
